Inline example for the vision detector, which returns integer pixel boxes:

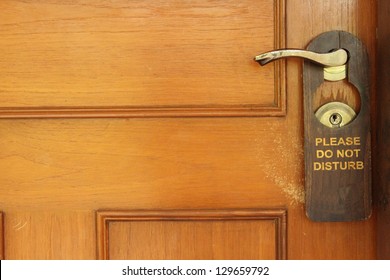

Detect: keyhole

[329,112,342,126]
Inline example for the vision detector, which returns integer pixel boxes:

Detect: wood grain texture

[0,0,286,118]
[0,212,3,260]
[96,209,287,260]
[376,0,390,260]
[288,206,376,260]
[286,0,376,258]
[312,80,361,114]
[4,211,96,260]
[0,118,294,211]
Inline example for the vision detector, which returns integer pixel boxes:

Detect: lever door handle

[254,48,348,67]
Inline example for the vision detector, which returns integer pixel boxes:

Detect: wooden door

[0,0,377,260]
[376,0,390,260]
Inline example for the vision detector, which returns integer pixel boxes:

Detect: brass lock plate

[315,101,356,128]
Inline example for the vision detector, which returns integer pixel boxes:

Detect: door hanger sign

[255,31,371,222]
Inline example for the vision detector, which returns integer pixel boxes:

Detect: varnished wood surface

[5,211,96,259]
[0,0,285,117]
[376,0,390,260]
[0,212,3,260]
[97,209,287,260]
[0,0,377,259]
[0,119,291,210]
[312,80,361,114]
[285,0,376,257]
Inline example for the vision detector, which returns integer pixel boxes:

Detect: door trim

[376,0,390,260]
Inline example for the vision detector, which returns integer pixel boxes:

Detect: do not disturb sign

[304,31,371,222]
[313,137,364,171]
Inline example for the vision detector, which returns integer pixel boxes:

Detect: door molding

[96,209,287,260]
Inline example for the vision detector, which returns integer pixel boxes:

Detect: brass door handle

[254,48,348,67]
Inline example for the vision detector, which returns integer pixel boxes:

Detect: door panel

[0,0,377,259]
[0,0,285,117]
[97,210,287,260]
[4,211,95,259]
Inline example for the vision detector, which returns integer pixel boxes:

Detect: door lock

[254,31,371,222]
[315,101,356,128]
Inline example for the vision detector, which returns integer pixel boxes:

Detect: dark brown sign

[304,31,371,221]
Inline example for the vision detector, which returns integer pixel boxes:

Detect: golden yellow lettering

[313,161,365,171]
[339,162,347,170]
[315,137,362,147]
[336,150,344,158]
[337,137,345,146]
[354,137,361,145]
[354,149,361,157]
[324,150,333,158]
[315,138,323,146]
[348,161,356,169]
[314,162,322,170]
[336,148,361,158]
[316,150,324,158]
[345,137,353,145]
